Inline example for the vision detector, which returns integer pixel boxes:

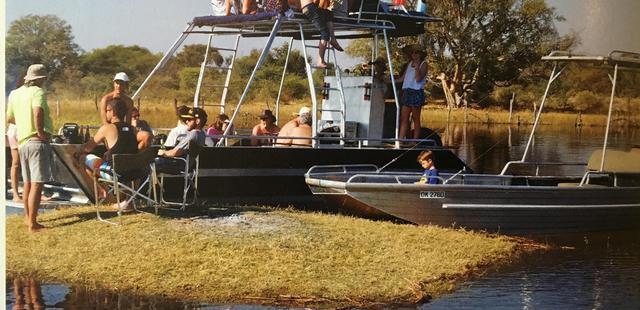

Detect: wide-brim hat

[24,64,47,81]
[293,106,311,116]
[259,109,276,121]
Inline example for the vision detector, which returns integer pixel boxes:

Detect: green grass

[6,206,539,307]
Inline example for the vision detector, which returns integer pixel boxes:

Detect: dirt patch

[173,212,303,236]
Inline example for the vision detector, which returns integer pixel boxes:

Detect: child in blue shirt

[416,150,439,184]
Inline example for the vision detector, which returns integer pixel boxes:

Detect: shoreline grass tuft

[7,206,543,307]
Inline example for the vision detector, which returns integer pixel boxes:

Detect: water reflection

[6,277,199,309]
[423,231,640,310]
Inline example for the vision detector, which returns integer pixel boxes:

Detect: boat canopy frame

[500,50,640,176]
[132,5,443,149]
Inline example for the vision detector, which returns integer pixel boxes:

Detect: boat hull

[344,183,640,234]
[43,145,469,205]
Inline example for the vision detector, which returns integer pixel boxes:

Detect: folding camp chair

[93,147,158,225]
[153,141,201,211]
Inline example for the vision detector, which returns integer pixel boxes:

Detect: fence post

[508,92,515,124]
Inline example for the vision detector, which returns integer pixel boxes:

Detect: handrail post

[601,64,618,171]
[383,28,401,149]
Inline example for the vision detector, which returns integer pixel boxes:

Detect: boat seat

[587,148,640,173]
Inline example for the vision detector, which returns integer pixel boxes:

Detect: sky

[5,0,640,65]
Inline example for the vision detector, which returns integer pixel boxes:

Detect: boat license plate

[420,191,445,199]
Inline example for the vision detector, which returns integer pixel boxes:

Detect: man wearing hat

[156,107,207,170]
[100,72,134,125]
[6,64,53,232]
[276,106,311,146]
[250,109,280,146]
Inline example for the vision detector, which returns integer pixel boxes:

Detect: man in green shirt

[6,64,53,232]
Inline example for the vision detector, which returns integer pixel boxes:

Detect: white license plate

[420,191,445,199]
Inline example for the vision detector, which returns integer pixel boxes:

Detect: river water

[6,123,640,309]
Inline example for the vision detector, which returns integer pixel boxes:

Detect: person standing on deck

[100,72,134,125]
[6,64,53,232]
[395,44,428,140]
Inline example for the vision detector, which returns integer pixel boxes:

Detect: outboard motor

[61,123,82,144]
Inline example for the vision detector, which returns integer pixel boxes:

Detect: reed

[49,96,636,134]
[6,206,539,307]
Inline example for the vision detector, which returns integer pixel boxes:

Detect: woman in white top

[396,44,428,140]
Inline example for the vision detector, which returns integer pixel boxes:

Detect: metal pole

[133,24,194,100]
[382,29,401,149]
[299,23,319,147]
[275,37,294,126]
[521,64,563,162]
[219,17,282,144]
[194,32,214,108]
[600,64,618,171]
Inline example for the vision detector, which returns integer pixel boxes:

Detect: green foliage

[6,14,80,91]
[79,45,161,86]
[566,91,607,113]
[174,44,224,67]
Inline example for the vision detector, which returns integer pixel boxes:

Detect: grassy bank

[6,206,540,307]
[49,97,637,132]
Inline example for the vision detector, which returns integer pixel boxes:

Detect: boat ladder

[194,27,242,114]
[298,25,347,147]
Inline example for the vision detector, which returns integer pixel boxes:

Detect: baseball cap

[113,72,130,82]
[181,107,208,121]
[294,107,311,116]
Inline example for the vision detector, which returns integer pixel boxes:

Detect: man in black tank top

[76,98,146,202]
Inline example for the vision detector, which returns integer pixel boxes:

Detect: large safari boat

[305,51,640,234]
[24,0,473,206]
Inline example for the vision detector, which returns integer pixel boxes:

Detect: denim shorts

[18,139,53,183]
[401,88,426,107]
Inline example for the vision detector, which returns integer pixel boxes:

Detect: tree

[6,14,80,91]
[79,45,161,86]
[174,44,224,68]
[423,0,573,107]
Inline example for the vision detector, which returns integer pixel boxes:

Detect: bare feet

[29,223,47,233]
[330,39,344,52]
[12,195,22,203]
[316,60,329,69]
[111,201,133,213]
[40,195,52,202]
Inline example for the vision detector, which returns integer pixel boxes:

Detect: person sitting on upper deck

[211,0,237,16]
[415,150,439,184]
[276,106,310,146]
[165,105,191,147]
[251,109,280,146]
[292,0,344,68]
[156,107,207,171]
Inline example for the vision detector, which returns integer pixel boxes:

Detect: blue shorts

[401,88,425,107]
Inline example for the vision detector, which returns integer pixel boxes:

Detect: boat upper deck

[187,8,442,39]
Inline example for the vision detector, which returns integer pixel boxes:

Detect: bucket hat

[294,106,311,116]
[24,64,47,81]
